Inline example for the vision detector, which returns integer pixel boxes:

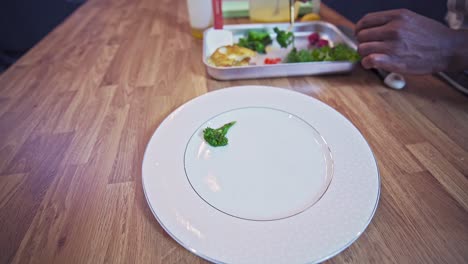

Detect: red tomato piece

[308,32,320,45]
[264,58,281,64]
[317,39,329,48]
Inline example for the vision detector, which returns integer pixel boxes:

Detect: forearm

[447,30,468,72]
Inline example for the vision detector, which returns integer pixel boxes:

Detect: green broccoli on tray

[273,27,295,48]
[237,31,272,54]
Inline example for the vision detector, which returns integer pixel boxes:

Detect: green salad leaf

[273,27,295,48]
[287,44,361,63]
[237,31,272,54]
[203,121,236,147]
[332,44,361,62]
[287,48,313,63]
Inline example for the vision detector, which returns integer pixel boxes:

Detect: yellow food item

[301,13,321,21]
[208,45,256,67]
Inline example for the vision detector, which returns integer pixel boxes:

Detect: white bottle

[187,0,213,39]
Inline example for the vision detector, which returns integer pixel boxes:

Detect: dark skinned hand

[355,9,468,74]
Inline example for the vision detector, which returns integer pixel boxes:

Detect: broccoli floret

[237,31,272,54]
[273,27,295,48]
[203,121,236,147]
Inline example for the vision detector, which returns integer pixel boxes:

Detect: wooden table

[1,1,467,263]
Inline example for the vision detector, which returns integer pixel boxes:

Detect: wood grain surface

[1,0,467,263]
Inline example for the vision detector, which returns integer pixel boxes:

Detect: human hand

[355,9,459,74]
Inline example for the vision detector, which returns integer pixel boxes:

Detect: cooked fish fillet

[208,45,256,67]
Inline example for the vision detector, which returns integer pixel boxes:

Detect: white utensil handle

[376,69,406,90]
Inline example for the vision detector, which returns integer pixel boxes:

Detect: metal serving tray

[203,21,358,80]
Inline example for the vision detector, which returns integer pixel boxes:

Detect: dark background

[0,0,84,72]
[325,0,447,24]
[0,0,448,72]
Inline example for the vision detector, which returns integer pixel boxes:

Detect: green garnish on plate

[203,121,236,147]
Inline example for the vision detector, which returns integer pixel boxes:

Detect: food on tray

[308,32,329,48]
[287,44,360,63]
[308,32,319,44]
[273,27,294,48]
[237,31,272,54]
[208,29,360,68]
[316,39,329,48]
[264,58,282,64]
[203,121,236,147]
[208,45,256,67]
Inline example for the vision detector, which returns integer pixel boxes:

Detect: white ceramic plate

[142,86,380,264]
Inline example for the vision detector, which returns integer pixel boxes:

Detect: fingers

[358,43,401,72]
[356,10,404,73]
[355,9,401,33]
[361,54,386,69]
[357,42,389,57]
[356,27,395,42]
[361,53,404,73]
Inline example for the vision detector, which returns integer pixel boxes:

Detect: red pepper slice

[264,58,281,64]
